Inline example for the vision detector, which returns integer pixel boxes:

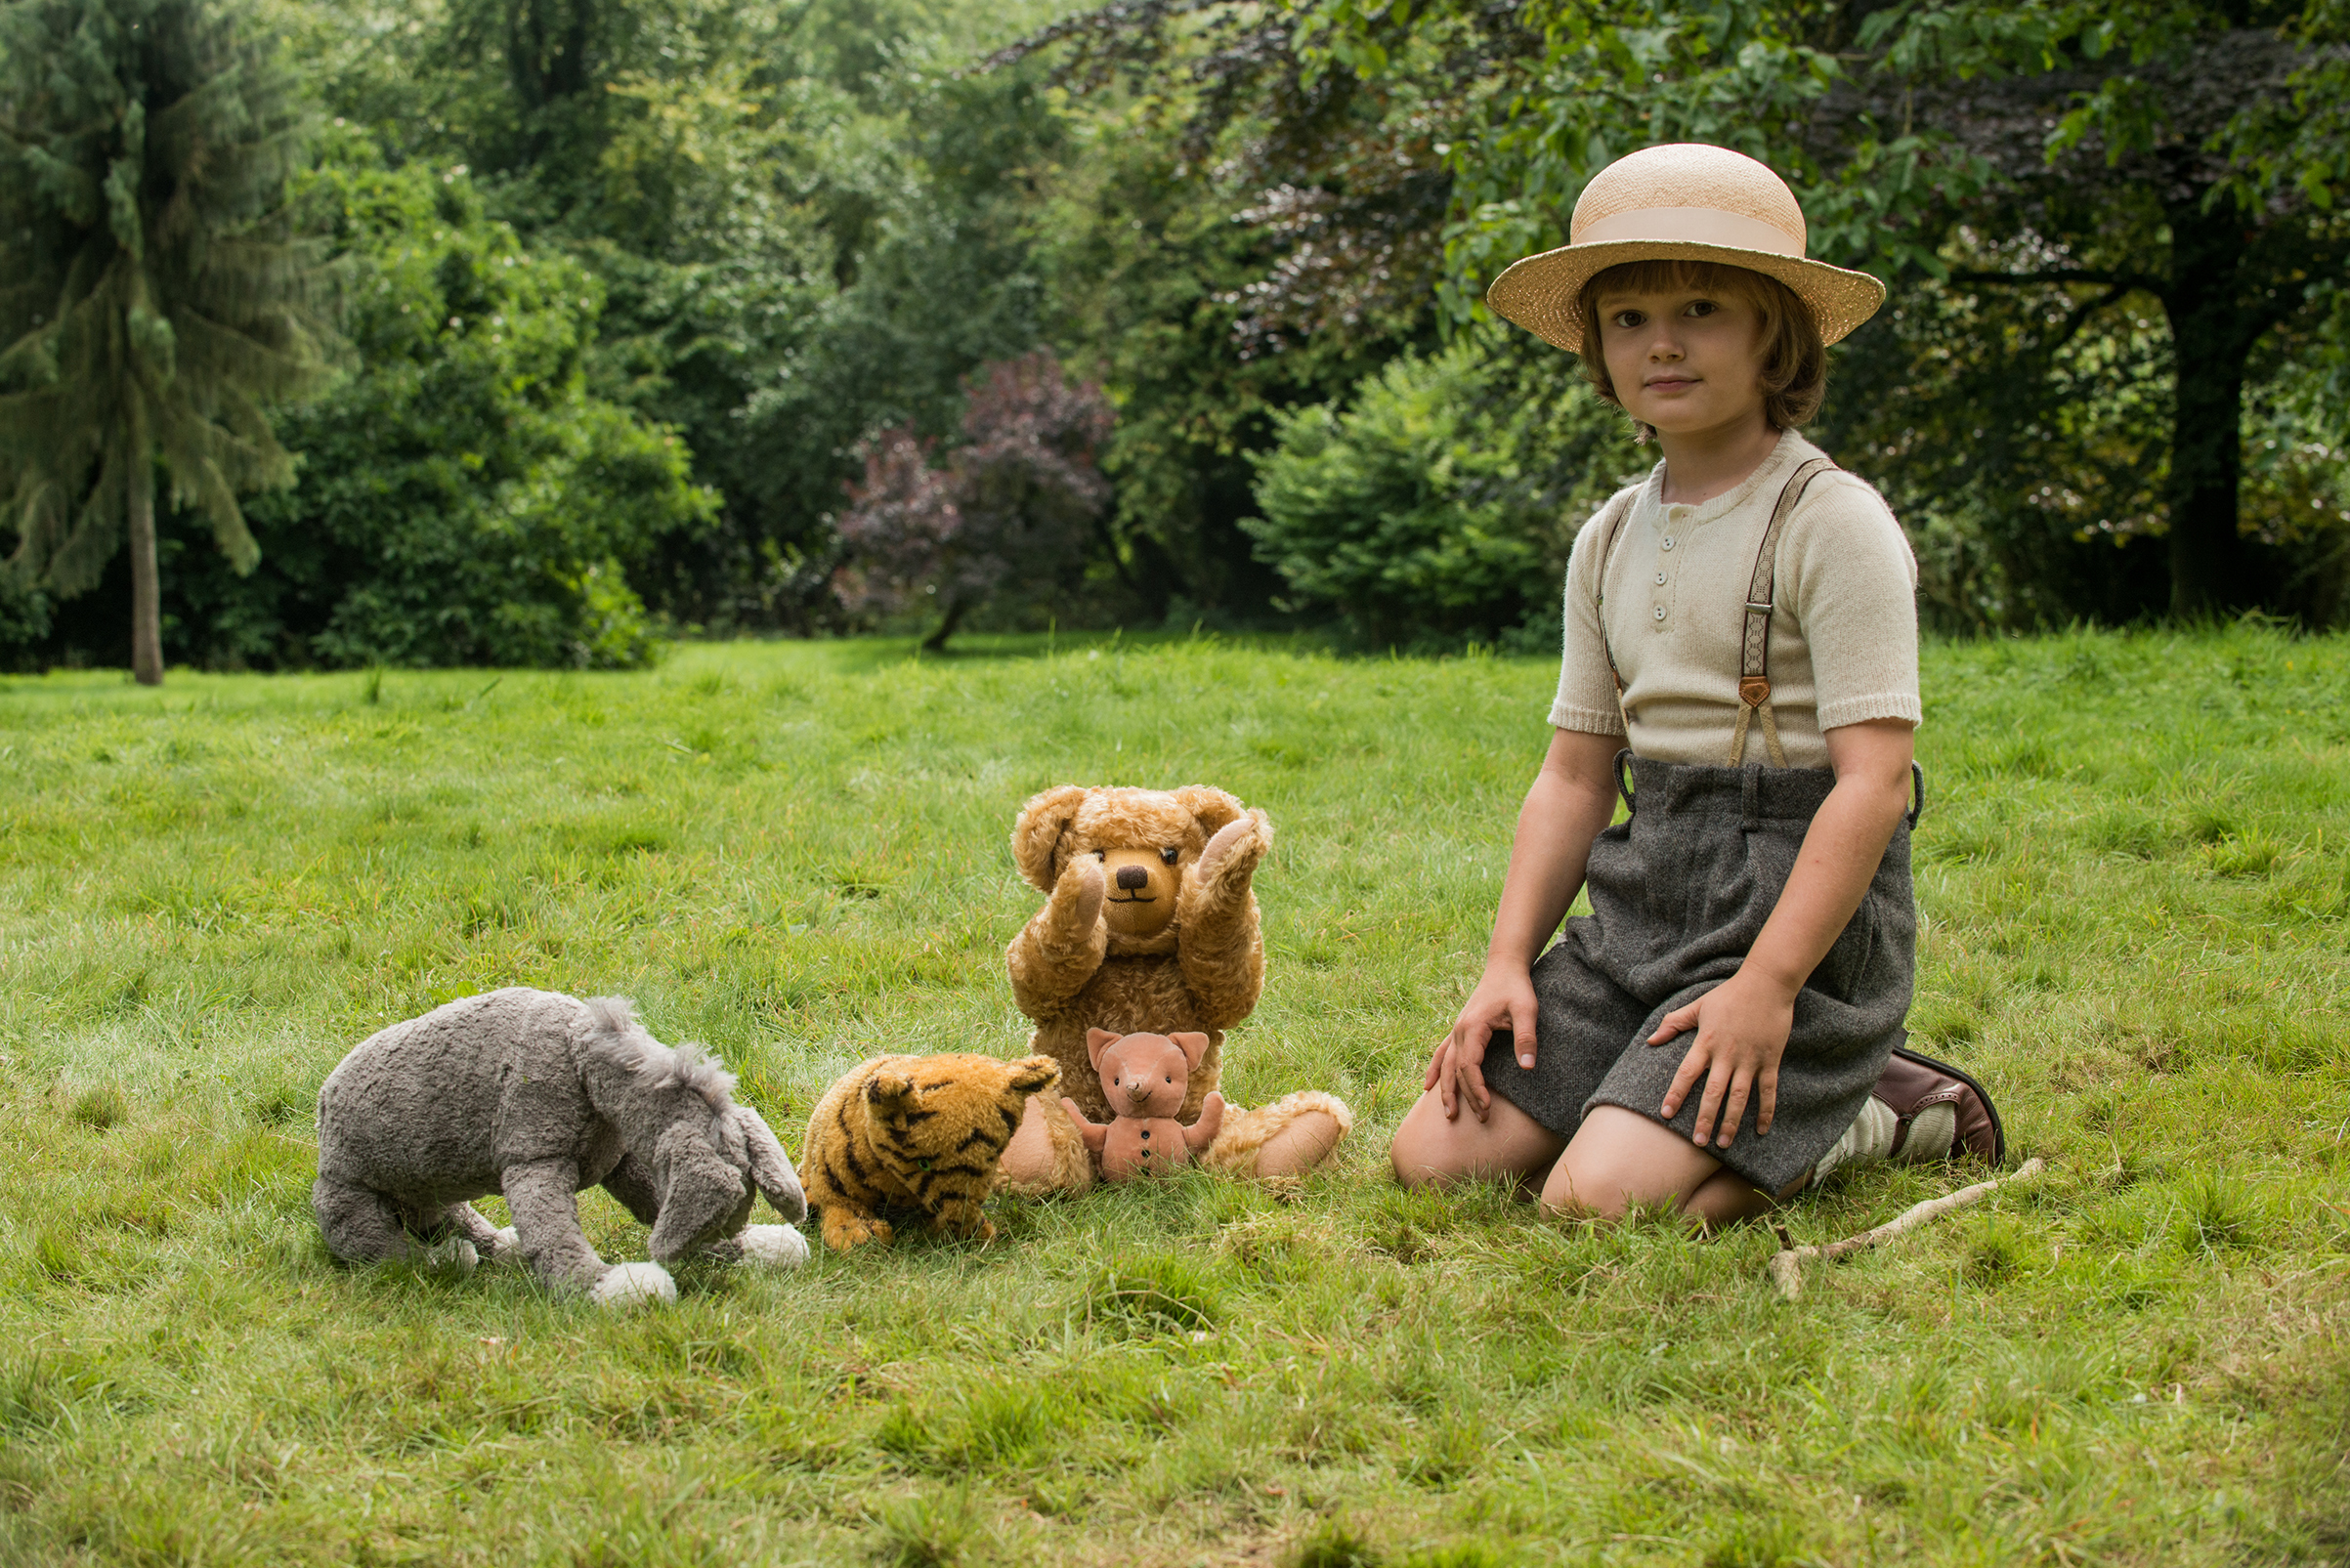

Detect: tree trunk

[919,594,968,654]
[128,452,163,686]
[2160,195,2267,617]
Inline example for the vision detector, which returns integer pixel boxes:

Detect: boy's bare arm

[1650,717,1916,1147]
[1429,727,1624,1121]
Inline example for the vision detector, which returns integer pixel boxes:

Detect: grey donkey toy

[314,989,809,1306]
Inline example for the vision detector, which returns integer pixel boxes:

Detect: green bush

[147,135,715,670]
[1244,337,1640,649]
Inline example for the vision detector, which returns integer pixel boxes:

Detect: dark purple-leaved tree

[833,351,1113,652]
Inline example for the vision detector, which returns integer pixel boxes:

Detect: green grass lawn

[1,625,2345,1567]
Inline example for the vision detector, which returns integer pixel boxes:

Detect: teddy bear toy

[1063,1029,1223,1180]
[313,989,808,1307]
[996,784,1351,1193]
[801,1052,1059,1251]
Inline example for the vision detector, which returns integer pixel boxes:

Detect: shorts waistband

[1615,751,1843,825]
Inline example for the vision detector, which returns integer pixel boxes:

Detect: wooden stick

[1770,1157,2046,1301]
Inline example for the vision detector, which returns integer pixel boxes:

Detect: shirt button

[1660,536,1675,550]
[1654,572,1667,585]
[1652,605,1667,621]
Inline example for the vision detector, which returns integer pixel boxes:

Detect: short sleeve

[1549,492,1634,737]
[1784,474,1923,734]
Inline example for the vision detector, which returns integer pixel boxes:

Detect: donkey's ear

[1011,784,1090,892]
[1172,785,1245,836]
[1005,1055,1059,1096]
[647,1121,748,1262]
[732,1105,806,1223]
[1086,1027,1121,1071]
[1171,1032,1211,1073]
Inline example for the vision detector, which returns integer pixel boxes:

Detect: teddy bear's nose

[1115,865,1148,890]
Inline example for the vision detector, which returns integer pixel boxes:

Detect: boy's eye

[1684,299,1718,318]
[1611,310,1645,328]
[1159,847,1178,865]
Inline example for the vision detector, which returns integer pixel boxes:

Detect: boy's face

[1596,284,1769,440]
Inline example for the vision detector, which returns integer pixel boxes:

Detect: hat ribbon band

[1570,205,1806,258]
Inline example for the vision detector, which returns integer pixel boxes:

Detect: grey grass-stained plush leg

[439,1201,520,1264]
[599,1151,662,1224]
[505,1158,675,1306]
[313,1176,416,1264]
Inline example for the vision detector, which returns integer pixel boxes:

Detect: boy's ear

[1173,785,1245,837]
[1171,1032,1210,1073]
[1086,1027,1121,1072]
[1012,784,1091,892]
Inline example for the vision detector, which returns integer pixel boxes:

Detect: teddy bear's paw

[590,1262,677,1308]
[420,1237,479,1274]
[1197,814,1269,881]
[486,1227,523,1265]
[737,1224,810,1269]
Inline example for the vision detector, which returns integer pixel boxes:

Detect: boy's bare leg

[1390,1087,1565,1195]
[1541,1105,1796,1226]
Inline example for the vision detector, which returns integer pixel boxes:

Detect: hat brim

[1485,238,1888,354]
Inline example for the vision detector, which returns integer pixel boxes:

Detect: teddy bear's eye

[1093,849,1106,861]
[1159,846,1177,866]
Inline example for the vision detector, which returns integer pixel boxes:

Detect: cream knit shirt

[1550,429,1921,769]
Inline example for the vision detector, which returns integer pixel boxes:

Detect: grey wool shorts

[1479,752,1917,1195]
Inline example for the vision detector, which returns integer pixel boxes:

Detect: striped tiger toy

[801,1052,1058,1252]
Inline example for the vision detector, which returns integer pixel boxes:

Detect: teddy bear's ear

[1005,1055,1059,1096]
[1173,785,1246,837]
[1171,1032,1211,1072]
[1086,1027,1121,1071]
[1011,784,1091,892]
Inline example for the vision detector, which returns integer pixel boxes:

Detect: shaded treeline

[4,0,2348,670]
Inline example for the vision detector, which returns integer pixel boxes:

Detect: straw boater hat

[1484,143,1887,355]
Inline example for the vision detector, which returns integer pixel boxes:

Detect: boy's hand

[1646,967,1797,1148]
[1427,964,1539,1122]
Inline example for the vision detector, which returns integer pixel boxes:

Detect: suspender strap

[1726,456,1837,769]
[1589,488,1637,731]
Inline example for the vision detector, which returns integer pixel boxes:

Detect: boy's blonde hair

[1575,259,1827,436]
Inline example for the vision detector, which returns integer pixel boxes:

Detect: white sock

[1813,1096,1899,1184]
[1893,1102,1957,1163]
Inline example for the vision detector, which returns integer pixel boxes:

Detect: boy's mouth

[1644,374,1700,390]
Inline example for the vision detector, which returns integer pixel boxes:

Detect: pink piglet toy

[1062,1028,1225,1180]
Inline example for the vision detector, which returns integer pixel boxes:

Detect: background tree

[1312,0,2350,624]
[833,350,1114,650]
[0,0,334,683]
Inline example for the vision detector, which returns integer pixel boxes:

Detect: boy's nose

[1116,865,1148,890]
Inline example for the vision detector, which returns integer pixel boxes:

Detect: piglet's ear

[1005,1055,1059,1096]
[1086,1028,1121,1071]
[1172,1032,1211,1072]
[1011,784,1090,892]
